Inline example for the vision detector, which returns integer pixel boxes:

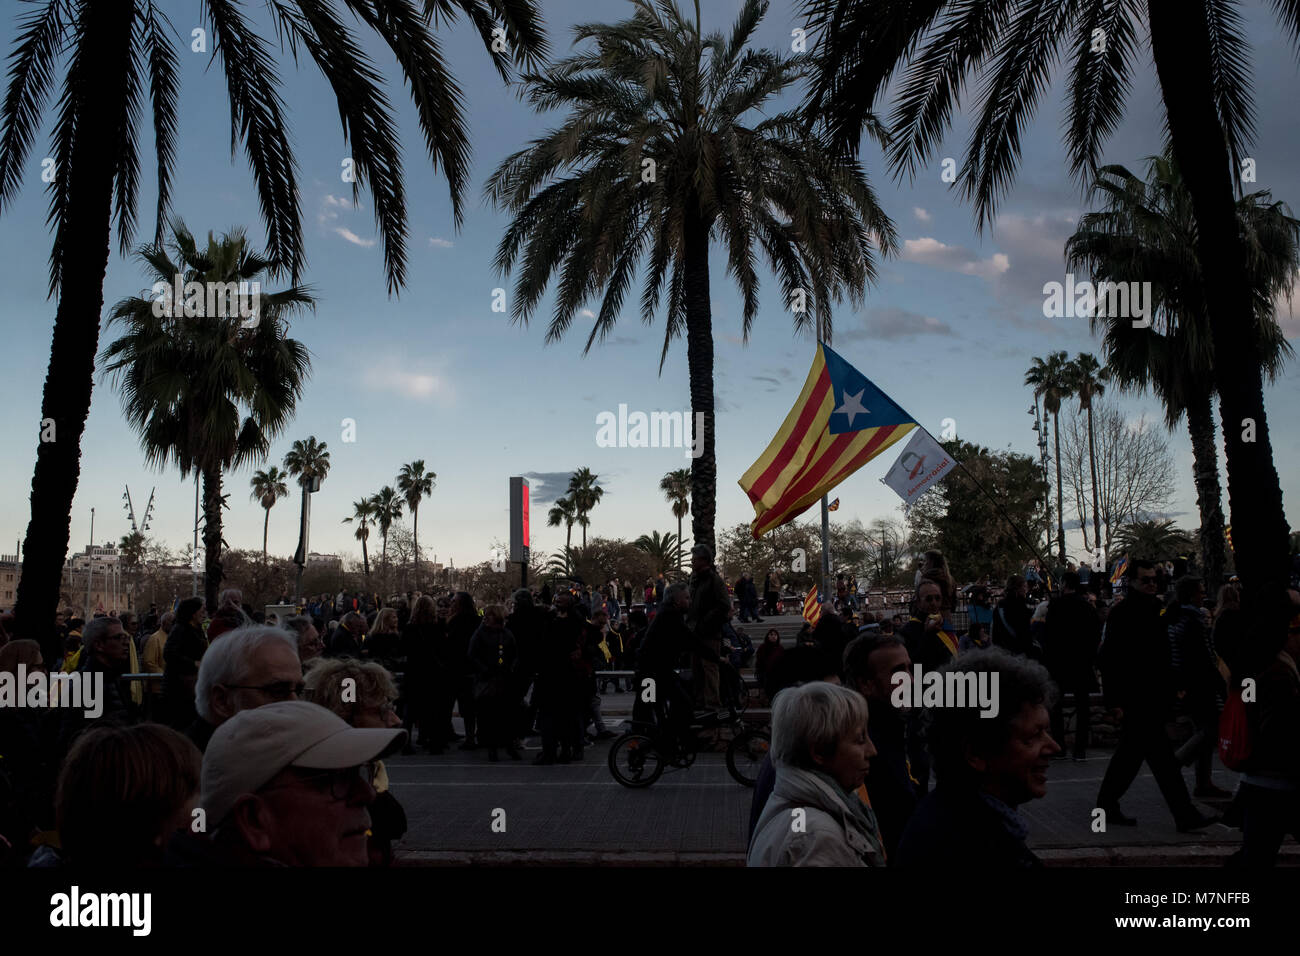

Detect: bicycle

[606,671,770,788]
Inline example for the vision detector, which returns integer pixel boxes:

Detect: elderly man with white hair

[747,681,884,867]
[185,624,303,753]
[206,588,249,642]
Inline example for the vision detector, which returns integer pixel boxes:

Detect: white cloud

[900,237,1009,279]
[323,194,353,209]
[580,308,596,319]
[362,367,449,400]
[334,227,376,248]
[428,236,454,249]
[913,207,932,223]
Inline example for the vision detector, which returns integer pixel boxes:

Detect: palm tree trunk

[684,201,717,558]
[1086,404,1102,553]
[1053,415,1066,564]
[202,465,224,612]
[361,529,370,578]
[1149,0,1289,620]
[1186,391,1226,595]
[12,0,133,642]
[565,522,573,574]
[412,506,419,590]
[262,508,270,565]
[676,513,683,576]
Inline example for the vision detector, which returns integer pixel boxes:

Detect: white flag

[881,429,956,510]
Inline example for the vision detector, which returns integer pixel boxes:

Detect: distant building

[306,552,342,571]
[0,553,20,610]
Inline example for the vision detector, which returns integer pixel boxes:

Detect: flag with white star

[739,342,917,538]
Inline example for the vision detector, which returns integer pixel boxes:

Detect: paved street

[387,717,1296,865]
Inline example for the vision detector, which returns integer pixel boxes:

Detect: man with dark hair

[992,575,1034,658]
[842,634,917,860]
[328,612,366,658]
[899,579,957,794]
[1044,571,1101,760]
[1167,575,1229,797]
[1095,561,1218,831]
[895,648,1059,868]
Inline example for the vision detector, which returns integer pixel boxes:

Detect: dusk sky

[2,0,1298,573]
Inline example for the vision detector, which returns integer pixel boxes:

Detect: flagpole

[817,324,831,606]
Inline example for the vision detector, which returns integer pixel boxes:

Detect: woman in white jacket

[748,681,885,866]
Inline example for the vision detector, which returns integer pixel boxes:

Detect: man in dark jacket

[1167,575,1229,796]
[635,583,719,747]
[1043,572,1101,760]
[895,648,1059,868]
[327,612,366,658]
[532,592,587,764]
[844,634,917,861]
[898,579,955,794]
[1095,561,1218,831]
[991,574,1035,658]
[687,545,730,708]
[53,616,138,760]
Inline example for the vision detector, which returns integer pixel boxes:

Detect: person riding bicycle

[633,582,720,755]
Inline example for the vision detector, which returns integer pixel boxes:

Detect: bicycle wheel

[726,727,770,787]
[607,732,665,788]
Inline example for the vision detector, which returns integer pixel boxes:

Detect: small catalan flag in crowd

[803,585,821,626]
[1110,554,1129,585]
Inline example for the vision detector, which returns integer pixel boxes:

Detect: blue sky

[2,0,1298,572]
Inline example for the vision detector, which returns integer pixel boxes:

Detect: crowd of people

[744,551,1300,868]
[1,542,1296,870]
[0,544,752,867]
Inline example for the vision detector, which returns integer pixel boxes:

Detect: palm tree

[1,0,546,639]
[102,223,312,611]
[1066,156,1297,594]
[1065,354,1110,557]
[798,0,1298,606]
[547,495,578,574]
[396,460,436,588]
[249,466,290,565]
[369,486,404,578]
[1112,520,1195,563]
[282,436,331,599]
[635,531,681,576]
[488,0,896,558]
[567,468,604,550]
[1025,352,1072,564]
[660,468,691,575]
[343,498,377,579]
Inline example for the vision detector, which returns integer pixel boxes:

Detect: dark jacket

[162,622,206,682]
[467,623,517,698]
[636,603,717,676]
[895,786,1041,869]
[1097,591,1174,718]
[1166,604,1222,705]
[363,631,402,670]
[1243,651,1300,784]
[327,625,362,659]
[991,597,1034,658]
[900,617,958,674]
[443,613,479,677]
[687,568,730,643]
[53,653,136,760]
[863,697,918,861]
[1043,592,1101,690]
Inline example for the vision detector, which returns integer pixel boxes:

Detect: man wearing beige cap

[179,700,406,866]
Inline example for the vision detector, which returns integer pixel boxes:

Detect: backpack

[1218,688,1252,771]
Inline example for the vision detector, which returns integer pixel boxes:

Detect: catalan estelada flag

[803,585,821,625]
[740,342,917,538]
[1110,555,1129,585]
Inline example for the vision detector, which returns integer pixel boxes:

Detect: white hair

[195,625,298,723]
[82,616,120,651]
[218,588,243,609]
[770,681,868,772]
